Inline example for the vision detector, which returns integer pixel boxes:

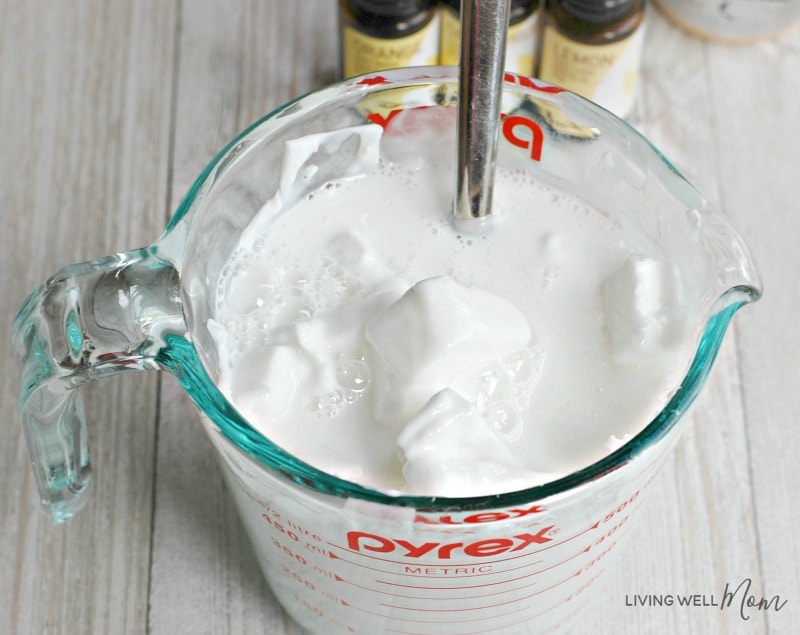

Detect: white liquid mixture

[209,122,697,497]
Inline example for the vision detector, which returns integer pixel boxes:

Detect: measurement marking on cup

[338,583,569,631]
[335,572,541,601]
[384,607,558,633]
[327,544,546,569]
[271,512,629,631]
[369,546,591,591]
[342,594,562,629]
[378,566,584,612]
[328,549,542,578]
[522,520,602,556]
[330,570,597,629]
[279,539,591,597]
[385,606,559,634]
[315,540,616,628]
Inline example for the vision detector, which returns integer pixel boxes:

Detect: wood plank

[0,1,177,633]
[706,27,800,633]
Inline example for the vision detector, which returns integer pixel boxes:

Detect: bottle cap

[349,0,435,19]
[559,0,636,24]
[510,0,539,24]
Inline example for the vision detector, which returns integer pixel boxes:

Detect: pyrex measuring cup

[14,67,761,634]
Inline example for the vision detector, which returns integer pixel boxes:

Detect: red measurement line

[378,589,568,631]
[325,542,545,568]
[326,551,416,576]
[343,597,558,627]
[524,520,601,556]
[338,571,541,601]
[340,575,579,629]
[527,545,592,577]
[379,567,581,612]
[377,568,539,591]
[374,546,588,591]
[550,596,592,632]
[386,610,552,635]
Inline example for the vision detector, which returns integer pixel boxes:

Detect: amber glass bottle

[339,0,440,78]
[537,0,645,118]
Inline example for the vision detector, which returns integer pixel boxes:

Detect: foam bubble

[484,401,523,443]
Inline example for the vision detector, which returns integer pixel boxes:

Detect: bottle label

[537,23,645,118]
[506,10,539,77]
[342,15,440,78]
[440,7,539,76]
[439,7,461,65]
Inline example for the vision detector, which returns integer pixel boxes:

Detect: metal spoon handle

[453,0,511,230]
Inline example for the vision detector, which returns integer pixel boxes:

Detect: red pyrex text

[347,526,555,559]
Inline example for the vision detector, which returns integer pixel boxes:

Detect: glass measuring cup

[14,67,761,633]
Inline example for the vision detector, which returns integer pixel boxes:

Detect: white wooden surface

[1,2,798,633]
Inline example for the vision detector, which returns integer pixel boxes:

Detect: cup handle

[13,247,184,523]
